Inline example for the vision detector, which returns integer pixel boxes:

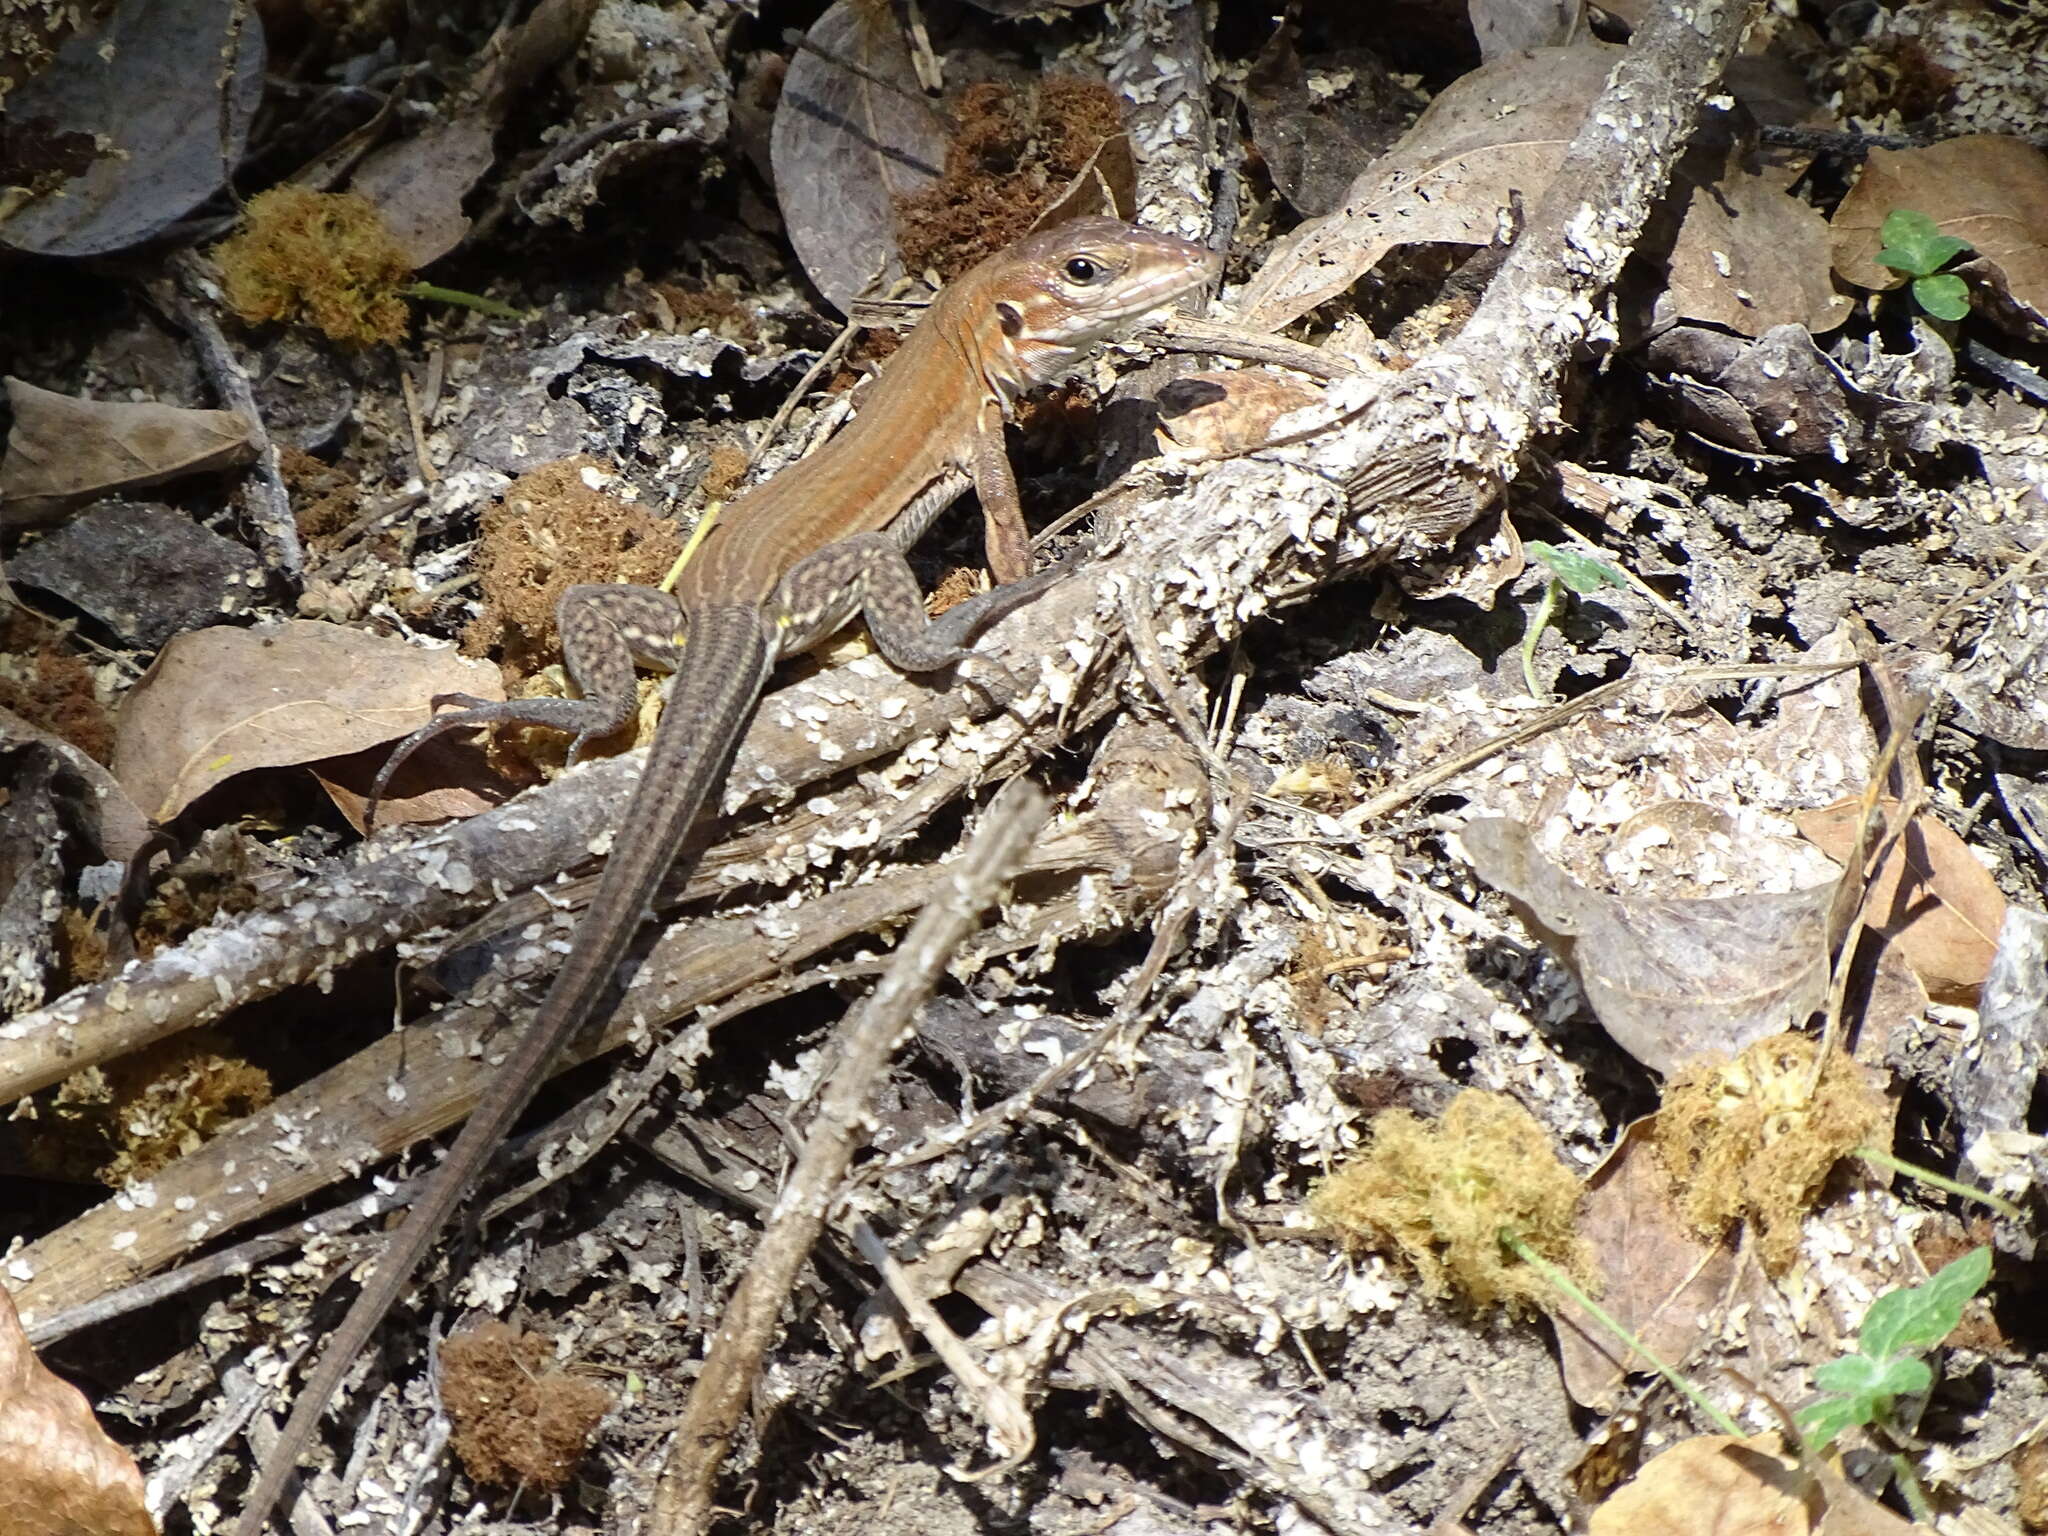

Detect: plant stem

[1855,1145,2025,1223]
[1890,1450,1934,1523]
[1521,579,1559,700]
[1501,1230,1744,1438]
[403,282,527,320]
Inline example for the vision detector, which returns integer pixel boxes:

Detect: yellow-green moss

[214,185,412,347]
[1655,1033,1888,1274]
[1311,1089,1590,1315]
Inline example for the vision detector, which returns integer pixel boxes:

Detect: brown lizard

[234,216,1218,1532]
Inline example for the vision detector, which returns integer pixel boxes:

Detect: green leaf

[1880,208,1942,249]
[1526,540,1626,595]
[1875,209,1974,278]
[1861,1246,1992,1359]
[1813,1352,1889,1397]
[1796,1394,1873,1452]
[1812,1351,1929,1406]
[1795,1249,1990,1458]
[1880,1355,1934,1397]
[1875,237,1972,276]
[1914,272,1971,321]
[1800,1357,1930,1453]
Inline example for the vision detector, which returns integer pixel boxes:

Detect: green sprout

[403,282,531,322]
[1797,1244,1990,1469]
[1521,541,1626,701]
[1873,209,1974,323]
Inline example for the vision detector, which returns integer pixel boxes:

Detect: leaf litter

[0,4,2045,1535]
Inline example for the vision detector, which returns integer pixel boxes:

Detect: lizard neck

[678,316,984,608]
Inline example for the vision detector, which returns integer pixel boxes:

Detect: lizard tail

[236,606,775,1535]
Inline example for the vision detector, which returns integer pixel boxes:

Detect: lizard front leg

[368,583,686,825]
[972,395,1033,587]
[774,531,1062,685]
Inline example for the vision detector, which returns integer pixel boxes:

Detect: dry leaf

[0,706,150,864]
[1795,799,2006,1004]
[1461,817,1841,1075]
[0,379,257,529]
[1945,580,2048,752]
[1155,371,1328,459]
[1595,1433,1935,1536]
[1644,322,1938,462]
[349,0,599,266]
[349,118,498,269]
[112,621,506,824]
[1811,1461,1921,1536]
[10,500,263,648]
[1233,43,1619,332]
[1241,28,1412,218]
[286,90,398,191]
[1470,0,1584,59]
[1660,162,1855,337]
[0,1286,156,1536]
[1590,1435,1818,1535]
[1553,1118,1735,1411]
[0,0,261,260]
[312,734,510,832]
[1852,942,1931,1072]
[770,0,946,314]
[1830,136,2048,341]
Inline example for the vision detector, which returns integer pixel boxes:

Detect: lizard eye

[1063,255,1104,284]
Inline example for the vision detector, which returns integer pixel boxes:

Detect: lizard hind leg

[365,583,686,828]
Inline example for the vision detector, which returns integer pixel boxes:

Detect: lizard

[233,215,1220,1533]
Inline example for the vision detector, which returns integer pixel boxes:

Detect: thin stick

[162,252,306,583]
[25,1185,409,1349]
[1808,692,1928,1097]
[747,278,912,472]
[1138,313,1372,381]
[1854,1145,2026,1224]
[647,781,1049,1534]
[481,958,889,1223]
[851,1220,1034,1474]
[1345,661,1857,828]
[398,366,439,486]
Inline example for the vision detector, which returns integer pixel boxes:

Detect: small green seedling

[1873,209,1975,323]
[404,281,530,321]
[1796,1244,1992,1455]
[1521,541,1626,701]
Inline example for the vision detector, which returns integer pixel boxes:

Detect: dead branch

[649,781,1048,1534]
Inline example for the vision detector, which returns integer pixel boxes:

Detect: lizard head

[970,216,1221,398]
